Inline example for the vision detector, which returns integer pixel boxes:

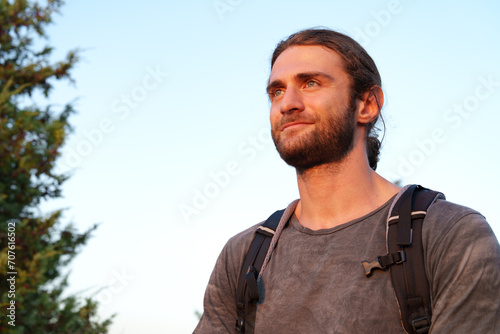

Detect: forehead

[269,45,348,83]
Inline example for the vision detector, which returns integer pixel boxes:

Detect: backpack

[235,185,444,334]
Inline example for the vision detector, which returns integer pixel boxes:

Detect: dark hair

[271,28,383,170]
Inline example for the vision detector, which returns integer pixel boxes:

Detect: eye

[273,89,284,97]
[305,80,317,88]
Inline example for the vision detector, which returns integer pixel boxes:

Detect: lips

[281,121,313,131]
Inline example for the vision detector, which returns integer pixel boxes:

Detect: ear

[357,86,384,125]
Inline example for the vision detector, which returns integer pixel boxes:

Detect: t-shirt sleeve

[193,225,257,334]
[424,203,500,333]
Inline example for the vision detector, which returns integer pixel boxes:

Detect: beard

[271,97,357,173]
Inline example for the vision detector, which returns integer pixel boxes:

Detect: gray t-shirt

[194,195,500,333]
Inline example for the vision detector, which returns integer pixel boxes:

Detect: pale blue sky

[37,1,500,333]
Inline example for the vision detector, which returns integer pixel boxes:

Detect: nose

[280,87,305,115]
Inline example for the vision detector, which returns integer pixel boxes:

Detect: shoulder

[423,198,492,243]
[426,198,483,224]
[194,222,267,333]
[220,201,298,263]
[420,199,500,332]
[422,197,500,283]
[214,206,289,275]
[423,198,495,250]
[221,221,263,262]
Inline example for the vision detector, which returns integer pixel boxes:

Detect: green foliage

[0,1,113,332]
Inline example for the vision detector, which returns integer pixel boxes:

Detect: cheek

[269,104,281,126]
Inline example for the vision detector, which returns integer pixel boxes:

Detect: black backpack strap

[235,209,285,333]
[389,185,444,334]
[362,185,444,334]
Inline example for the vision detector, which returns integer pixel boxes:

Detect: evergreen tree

[0,1,112,332]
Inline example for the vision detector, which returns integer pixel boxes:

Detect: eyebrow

[266,71,336,94]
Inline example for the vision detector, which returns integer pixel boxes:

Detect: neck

[294,146,400,230]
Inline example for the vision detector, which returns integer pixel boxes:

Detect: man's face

[267,45,357,172]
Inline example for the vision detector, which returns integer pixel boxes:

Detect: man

[194,28,500,333]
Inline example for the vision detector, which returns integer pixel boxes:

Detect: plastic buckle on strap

[235,317,245,332]
[395,250,406,264]
[245,266,260,302]
[412,316,430,334]
[362,257,385,277]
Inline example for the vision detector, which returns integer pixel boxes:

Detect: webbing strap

[388,186,444,334]
[235,209,284,333]
[396,184,418,246]
[362,185,443,334]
